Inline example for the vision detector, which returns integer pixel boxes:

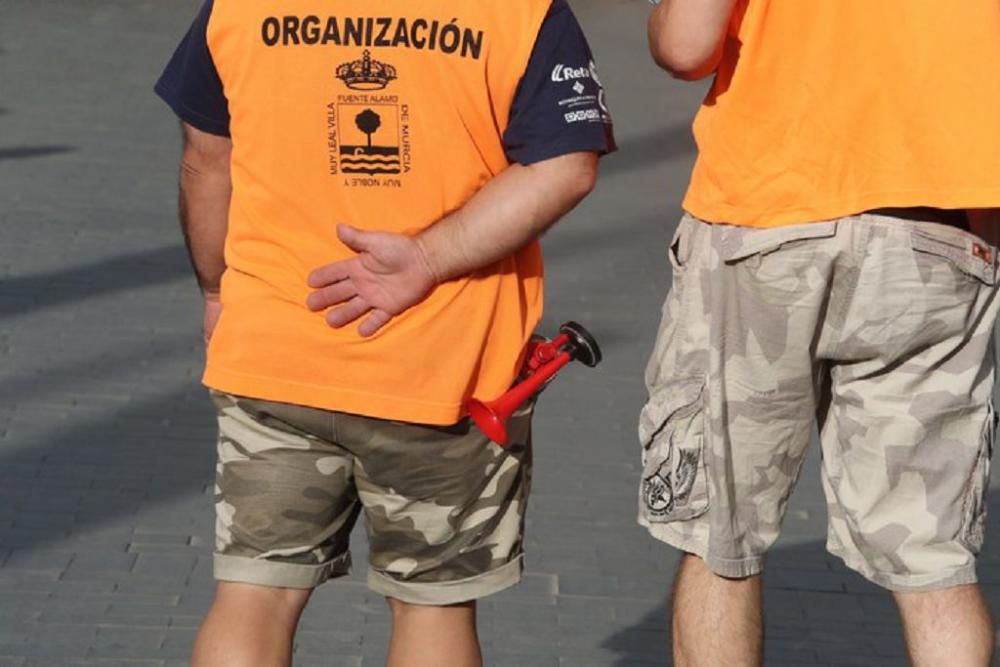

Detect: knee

[387,597,433,619]
[215,582,312,621]
[387,597,413,619]
[677,552,761,582]
[386,597,474,620]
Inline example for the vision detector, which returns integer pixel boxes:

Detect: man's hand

[203,291,222,345]
[307,151,598,337]
[306,224,438,337]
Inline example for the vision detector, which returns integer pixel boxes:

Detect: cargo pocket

[667,215,695,273]
[960,402,996,553]
[720,221,838,265]
[639,377,709,523]
[910,228,996,286]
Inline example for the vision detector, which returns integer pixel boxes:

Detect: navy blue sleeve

[154,0,230,137]
[503,0,616,165]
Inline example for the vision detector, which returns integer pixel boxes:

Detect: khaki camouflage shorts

[640,213,998,591]
[211,391,532,605]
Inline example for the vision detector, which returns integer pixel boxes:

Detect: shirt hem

[683,189,1000,228]
[203,364,467,426]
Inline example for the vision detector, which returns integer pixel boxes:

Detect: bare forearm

[305,151,598,336]
[416,152,598,282]
[648,0,737,79]
[178,126,232,295]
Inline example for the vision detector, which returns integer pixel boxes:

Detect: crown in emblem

[336,50,397,90]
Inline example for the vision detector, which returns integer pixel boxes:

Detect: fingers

[308,260,353,289]
[358,309,392,337]
[319,297,392,336]
[306,278,357,311]
[326,295,372,328]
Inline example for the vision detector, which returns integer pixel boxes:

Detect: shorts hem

[368,555,524,605]
[829,548,978,592]
[641,519,764,579]
[214,552,352,589]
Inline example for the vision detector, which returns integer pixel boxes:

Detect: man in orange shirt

[156,1,614,665]
[641,1,999,665]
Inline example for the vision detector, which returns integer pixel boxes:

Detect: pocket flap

[721,221,838,263]
[910,229,996,285]
[639,377,710,523]
[639,377,704,447]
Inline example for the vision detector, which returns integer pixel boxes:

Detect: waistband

[867,207,969,230]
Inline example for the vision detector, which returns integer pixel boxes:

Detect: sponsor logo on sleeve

[554,60,612,125]
[551,63,592,83]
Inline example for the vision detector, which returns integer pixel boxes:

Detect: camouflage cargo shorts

[640,212,998,591]
[211,391,532,605]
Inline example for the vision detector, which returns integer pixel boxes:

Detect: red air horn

[466,321,602,445]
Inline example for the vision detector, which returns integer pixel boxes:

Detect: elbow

[180,142,232,181]
[650,43,721,80]
[180,122,233,177]
[648,11,725,80]
[181,150,231,181]
[567,155,599,203]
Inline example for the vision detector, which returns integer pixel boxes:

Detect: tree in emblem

[355,109,382,150]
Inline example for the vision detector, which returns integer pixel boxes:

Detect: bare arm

[648,0,738,80]
[418,151,598,281]
[307,151,599,336]
[178,122,232,340]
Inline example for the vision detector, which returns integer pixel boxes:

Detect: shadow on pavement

[0,335,195,409]
[0,244,189,318]
[0,145,75,161]
[602,493,1000,666]
[0,385,215,552]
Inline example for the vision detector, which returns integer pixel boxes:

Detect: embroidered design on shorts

[642,446,698,518]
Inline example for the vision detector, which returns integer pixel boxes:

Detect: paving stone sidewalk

[1,1,998,665]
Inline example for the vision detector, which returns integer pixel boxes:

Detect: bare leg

[671,553,763,667]
[386,598,482,667]
[895,584,994,667]
[191,582,312,667]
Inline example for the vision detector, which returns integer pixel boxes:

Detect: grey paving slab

[3,0,1000,665]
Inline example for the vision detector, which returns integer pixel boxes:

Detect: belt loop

[330,411,340,445]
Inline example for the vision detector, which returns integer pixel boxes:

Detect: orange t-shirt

[155,0,613,424]
[684,0,1000,228]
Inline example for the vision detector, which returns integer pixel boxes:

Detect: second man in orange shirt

[642,1,999,665]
